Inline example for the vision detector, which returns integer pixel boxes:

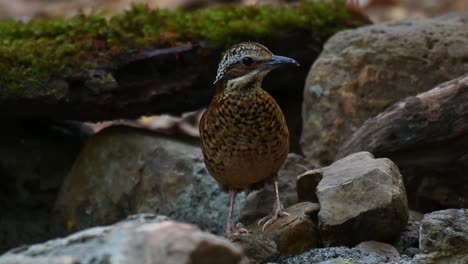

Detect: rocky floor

[1,123,467,263]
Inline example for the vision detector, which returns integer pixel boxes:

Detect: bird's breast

[200,91,289,188]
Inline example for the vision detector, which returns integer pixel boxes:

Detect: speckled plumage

[200,42,298,236]
[200,88,289,189]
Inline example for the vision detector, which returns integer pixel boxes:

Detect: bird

[199,42,299,236]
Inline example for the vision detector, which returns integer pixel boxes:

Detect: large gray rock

[0,214,243,264]
[52,126,244,235]
[238,154,315,225]
[317,152,408,246]
[302,13,468,166]
[415,209,468,264]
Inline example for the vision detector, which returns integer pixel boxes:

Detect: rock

[231,234,278,264]
[297,169,323,203]
[356,241,399,261]
[302,13,468,166]
[317,152,409,246]
[52,126,244,235]
[0,214,243,264]
[393,210,423,257]
[238,154,314,225]
[415,209,468,264]
[280,246,400,264]
[336,74,468,212]
[261,202,320,256]
[0,256,78,264]
[0,121,86,253]
[234,202,320,262]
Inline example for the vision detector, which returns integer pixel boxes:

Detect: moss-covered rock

[0,1,353,97]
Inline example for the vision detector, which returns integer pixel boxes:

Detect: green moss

[0,0,356,97]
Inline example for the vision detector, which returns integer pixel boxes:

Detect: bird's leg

[226,188,248,238]
[226,188,237,236]
[258,176,289,231]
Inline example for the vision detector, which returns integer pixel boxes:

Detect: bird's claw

[257,205,289,232]
[226,223,249,238]
[234,223,249,234]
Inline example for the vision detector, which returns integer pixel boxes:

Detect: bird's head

[214,42,299,93]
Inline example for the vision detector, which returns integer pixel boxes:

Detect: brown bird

[199,42,299,236]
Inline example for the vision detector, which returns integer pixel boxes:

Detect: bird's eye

[242,57,254,66]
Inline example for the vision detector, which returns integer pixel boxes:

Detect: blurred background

[1,0,468,22]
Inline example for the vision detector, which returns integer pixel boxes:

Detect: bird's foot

[225,223,249,238]
[257,203,289,232]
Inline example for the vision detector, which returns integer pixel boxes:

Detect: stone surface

[335,74,468,213]
[238,154,315,225]
[297,169,323,203]
[231,234,278,264]
[317,152,409,246]
[0,214,243,264]
[260,202,320,256]
[52,126,244,236]
[302,13,468,166]
[0,256,78,264]
[393,210,423,257]
[234,202,320,262]
[280,246,410,264]
[357,241,399,261]
[415,209,468,264]
[0,121,86,253]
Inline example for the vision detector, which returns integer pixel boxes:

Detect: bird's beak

[265,55,300,68]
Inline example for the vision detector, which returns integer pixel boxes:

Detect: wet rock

[1,214,243,264]
[302,13,468,166]
[238,154,314,225]
[317,152,408,246]
[297,169,323,203]
[416,209,468,264]
[234,202,320,262]
[52,126,244,235]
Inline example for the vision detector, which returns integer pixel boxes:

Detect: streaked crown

[214,42,273,85]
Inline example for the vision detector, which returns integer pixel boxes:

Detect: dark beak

[265,55,300,68]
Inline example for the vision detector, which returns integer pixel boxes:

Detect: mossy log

[0,1,366,121]
[337,73,468,211]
